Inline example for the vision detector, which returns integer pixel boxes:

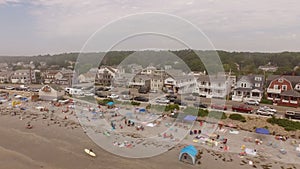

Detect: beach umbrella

[107,102,114,106]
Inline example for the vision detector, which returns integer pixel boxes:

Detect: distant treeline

[1,50,300,75]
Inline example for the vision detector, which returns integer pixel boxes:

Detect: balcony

[267,88,281,94]
[290,100,298,104]
[282,99,289,103]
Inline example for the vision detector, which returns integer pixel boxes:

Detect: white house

[11,69,36,84]
[39,85,64,101]
[197,74,235,99]
[78,72,96,83]
[232,75,264,102]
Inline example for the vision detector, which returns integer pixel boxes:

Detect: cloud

[1,0,300,54]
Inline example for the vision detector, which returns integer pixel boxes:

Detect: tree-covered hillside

[1,50,300,75]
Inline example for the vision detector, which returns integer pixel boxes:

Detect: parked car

[138,87,149,94]
[149,89,158,93]
[193,102,208,108]
[285,111,300,120]
[259,106,277,113]
[155,98,170,104]
[121,95,132,100]
[245,99,259,106]
[5,86,15,90]
[134,96,149,102]
[256,108,274,116]
[211,104,227,110]
[232,104,253,113]
[174,99,187,106]
[84,92,95,96]
[108,94,119,99]
[96,92,107,98]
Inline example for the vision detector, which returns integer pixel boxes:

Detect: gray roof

[237,75,264,90]
[280,90,300,97]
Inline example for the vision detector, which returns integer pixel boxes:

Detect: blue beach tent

[179,145,198,165]
[255,128,270,135]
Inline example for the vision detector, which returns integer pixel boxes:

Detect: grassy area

[229,114,246,122]
[267,117,300,131]
[260,98,273,105]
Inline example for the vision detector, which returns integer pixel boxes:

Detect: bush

[97,98,113,106]
[131,101,140,106]
[229,114,246,122]
[260,98,273,105]
[267,117,300,131]
[165,104,180,112]
[198,109,209,117]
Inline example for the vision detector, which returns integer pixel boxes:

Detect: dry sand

[0,114,300,169]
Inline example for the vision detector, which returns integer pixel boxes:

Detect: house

[129,74,151,89]
[43,69,75,86]
[11,69,36,84]
[38,85,64,101]
[113,72,135,87]
[266,75,300,107]
[197,74,235,99]
[96,66,118,86]
[163,69,197,94]
[0,63,8,70]
[149,75,164,91]
[232,75,264,102]
[0,71,13,83]
[78,72,96,83]
[258,63,278,72]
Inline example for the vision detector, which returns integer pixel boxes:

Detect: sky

[1,0,300,55]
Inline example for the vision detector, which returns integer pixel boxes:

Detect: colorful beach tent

[255,128,270,135]
[183,115,197,122]
[107,102,114,106]
[179,145,198,165]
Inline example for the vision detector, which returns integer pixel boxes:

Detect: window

[255,83,260,87]
[278,78,283,83]
[274,85,280,90]
[282,85,287,91]
[255,77,262,81]
[243,83,247,88]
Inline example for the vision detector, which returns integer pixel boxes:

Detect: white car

[108,94,119,99]
[155,98,170,104]
[245,100,259,106]
[260,106,277,113]
[256,108,274,116]
[84,92,95,96]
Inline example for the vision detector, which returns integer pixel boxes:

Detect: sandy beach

[0,107,300,169]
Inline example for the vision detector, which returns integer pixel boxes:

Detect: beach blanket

[229,130,239,134]
[245,148,257,156]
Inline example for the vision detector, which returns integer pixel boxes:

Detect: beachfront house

[232,75,264,102]
[196,74,235,99]
[39,85,64,101]
[96,66,118,86]
[266,75,300,107]
[11,69,36,84]
[0,71,13,83]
